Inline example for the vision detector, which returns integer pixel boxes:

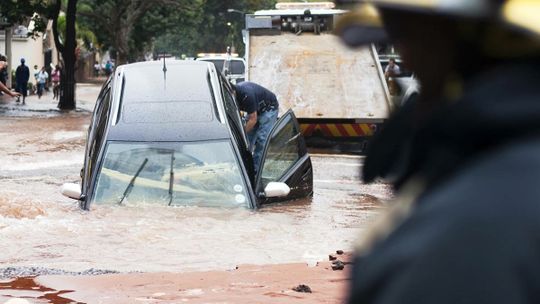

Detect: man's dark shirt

[235,81,278,114]
[16,64,30,84]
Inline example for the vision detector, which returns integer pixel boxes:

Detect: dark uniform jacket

[348,62,540,304]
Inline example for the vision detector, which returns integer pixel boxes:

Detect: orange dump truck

[244,3,391,148]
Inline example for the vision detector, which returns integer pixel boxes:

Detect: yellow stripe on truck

[343,124,356,137]
[327,124,341,137]
[300,123,377,137]
[360,124,373,136]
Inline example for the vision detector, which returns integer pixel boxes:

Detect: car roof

[107,60,230,142]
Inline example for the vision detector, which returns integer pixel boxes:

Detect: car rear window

[122,64,213,103]
[119,64,217,123]
[122,101,213,124]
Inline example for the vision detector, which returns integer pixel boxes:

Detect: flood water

[0,101,391,276]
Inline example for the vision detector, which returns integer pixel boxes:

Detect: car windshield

[93,140,250,208]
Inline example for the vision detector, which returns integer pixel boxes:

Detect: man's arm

[0,61,20,97]
[245,111,258,133]
[0,81,21,97]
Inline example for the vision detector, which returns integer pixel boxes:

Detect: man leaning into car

[233,81,279,172]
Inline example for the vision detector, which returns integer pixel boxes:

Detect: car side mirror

[264,182,290,198]
[61,183,82,200]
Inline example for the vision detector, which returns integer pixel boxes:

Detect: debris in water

[292,284,312,293]
[331,260,345,271]
[0,266,119,279]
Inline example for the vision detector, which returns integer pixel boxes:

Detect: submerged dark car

[61,60,313,209]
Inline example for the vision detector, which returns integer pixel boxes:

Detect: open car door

[255,110,313,204]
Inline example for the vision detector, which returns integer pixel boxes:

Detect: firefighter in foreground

[336,0,540,303]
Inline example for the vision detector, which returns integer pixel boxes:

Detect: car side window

[221,80,243,128]
[83,83,110,188]
[85,80,111,157]
[258,113,302,189]
[220,76,248,148]
[85,88,111,190]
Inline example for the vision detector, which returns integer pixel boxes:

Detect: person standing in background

[36,66,48,99]
[51,65,61,100]
[94,61,101,77]
[15,58,30,104]
[32,65,39,94]
[104,60,113,76]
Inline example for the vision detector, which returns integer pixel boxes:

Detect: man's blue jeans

[247,109,278,173]
[37,83,45,97]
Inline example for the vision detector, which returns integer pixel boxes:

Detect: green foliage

[3,0,328,60]
[78,0,197,63]
[56,13,97,49]
[154,0,276,57]
[77,0,279,61]
[1,0,80,109]
[0,0,54,37]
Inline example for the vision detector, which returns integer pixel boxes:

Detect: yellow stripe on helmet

[369,0,438,9]
[335,3,383,29]
[369,0,490,17]
[502,0,540,38]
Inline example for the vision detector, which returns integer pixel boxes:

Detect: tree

[126,4,193,62]
[152,1,206,57]
[56,13,97,50]
[152,0,275,57]
[0,1,49,33]
[1,0,80,110]
[79,0,193,64]
[0,1,50,87]
[51,0,78,110]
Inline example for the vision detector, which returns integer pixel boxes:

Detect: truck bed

[247,33,390,120]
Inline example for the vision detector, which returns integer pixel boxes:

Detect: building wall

[1,21,59,86]
[1,36,44,86]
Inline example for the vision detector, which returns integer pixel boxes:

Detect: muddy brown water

[0,277,79,303]
[0,101,391,302]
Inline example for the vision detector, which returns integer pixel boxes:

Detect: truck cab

[196,52,246,84]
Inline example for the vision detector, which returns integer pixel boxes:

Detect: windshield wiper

[118,158,148,205]
[168,153,175,206]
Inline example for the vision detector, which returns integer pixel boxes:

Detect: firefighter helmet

[336,0,540,47]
